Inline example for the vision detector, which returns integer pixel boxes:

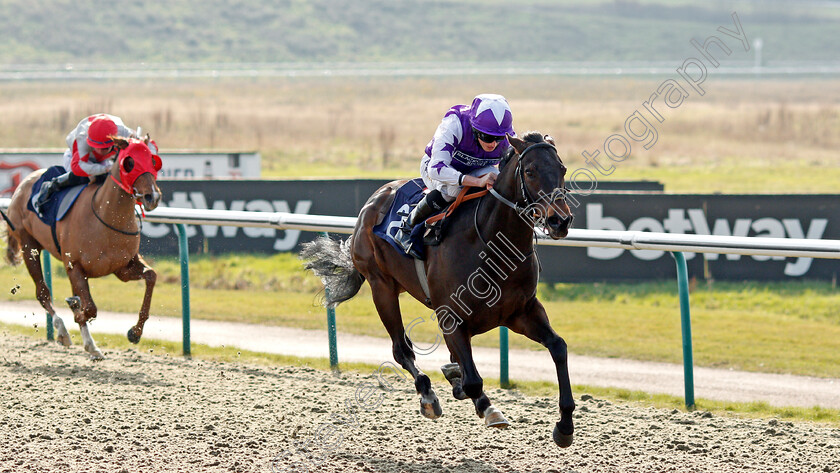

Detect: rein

[475,141,567,263]
[91,184,141,236]
[425,187,488,225]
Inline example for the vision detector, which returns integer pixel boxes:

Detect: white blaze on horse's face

[132,174,162,211]
[134,185,161,211]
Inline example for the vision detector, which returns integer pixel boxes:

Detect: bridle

[90,178,142,236]
[489,141,568,217]
[472,141,570,261]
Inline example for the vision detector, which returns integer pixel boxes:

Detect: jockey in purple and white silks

[395,94,515,258]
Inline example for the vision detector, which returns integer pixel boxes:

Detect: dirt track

[1,331,838,473]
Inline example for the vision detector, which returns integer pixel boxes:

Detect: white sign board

[0,149,261,196]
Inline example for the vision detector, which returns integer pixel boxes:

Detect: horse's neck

[477,171,534,251]
[92,175,136,223]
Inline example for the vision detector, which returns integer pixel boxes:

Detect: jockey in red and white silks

[63,114,134,178]
[34,114,155,215]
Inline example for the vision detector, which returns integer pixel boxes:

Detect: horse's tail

[0,210,21,266]
[300,236,365,308]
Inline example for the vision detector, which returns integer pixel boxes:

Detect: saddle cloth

[372,178,432,259]
[28,166,88,226]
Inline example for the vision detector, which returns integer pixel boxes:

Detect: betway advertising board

[142,180,838,281]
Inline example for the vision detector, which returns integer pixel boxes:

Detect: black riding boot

[34,172,86,214]
[394,190,449,259]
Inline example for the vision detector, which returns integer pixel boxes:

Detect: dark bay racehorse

[302,132,576,447]
[2,137,162,360]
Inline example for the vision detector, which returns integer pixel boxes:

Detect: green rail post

[42,252,54,341]
[671,252,695,409]
[500,326,510,388]
[321,232,339,370]
[175,224,191,357]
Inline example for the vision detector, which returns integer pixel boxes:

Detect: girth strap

[414,258,432,307]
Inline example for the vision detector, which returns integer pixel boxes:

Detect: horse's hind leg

[369,277,441,419]
[114,254,156,344]
[65,263,104,360]
[441,355,468,400]
[18,236,71,346]
[508,298,575,448]
[444,329,509,428]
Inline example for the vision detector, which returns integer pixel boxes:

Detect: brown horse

[302,132,576,447]
[2,137,162,360]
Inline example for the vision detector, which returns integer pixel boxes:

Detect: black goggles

[474,129,505,143]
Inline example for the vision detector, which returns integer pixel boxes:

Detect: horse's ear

[507,134,529,155]
[143,133,151,145]
[112,136,129,150]
[543,134,556,146]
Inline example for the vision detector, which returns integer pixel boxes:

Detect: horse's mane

[500,131,545,171]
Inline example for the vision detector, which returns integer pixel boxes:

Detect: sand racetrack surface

[1,332,838,473]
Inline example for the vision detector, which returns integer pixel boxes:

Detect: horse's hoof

[451,378,469,400]
[483,406,509,429]
[419,398,442,419]
[65,296,81,311]
[88,352,105,362]
[553,422,574,448]
[127,328,141,344]
[56,333,72,347]
[441,362,462,381]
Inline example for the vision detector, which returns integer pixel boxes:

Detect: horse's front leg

[508,298,574,447]
[65,262,104,361]
[444,329,509,428]
[369,277,441,419]
[19,237,71,346]
[114,255,156,344]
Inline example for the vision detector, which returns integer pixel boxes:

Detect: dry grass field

[0,76,838,191]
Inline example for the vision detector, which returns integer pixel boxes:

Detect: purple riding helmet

[468,94,514,138]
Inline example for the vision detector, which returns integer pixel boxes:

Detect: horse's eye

[525,169,535,178]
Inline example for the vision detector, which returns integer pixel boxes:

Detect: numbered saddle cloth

[372,178,431,259]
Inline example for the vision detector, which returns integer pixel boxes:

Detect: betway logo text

[586,204,828,277]
[141,191,312,251]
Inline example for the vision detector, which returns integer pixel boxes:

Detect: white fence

[140,206,840,259]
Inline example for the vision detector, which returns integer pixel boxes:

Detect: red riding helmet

[86,117,118,149]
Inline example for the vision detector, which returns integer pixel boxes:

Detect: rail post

[175,224,191,356]
[42,252,54,341]
[671,251,695,409]
[500,326,510,388]
[321,232,339,370]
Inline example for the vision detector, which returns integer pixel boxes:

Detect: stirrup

[35,184,54,211]
[33,196,48,215]
[394,226,413,251]
[394,226,422,259]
